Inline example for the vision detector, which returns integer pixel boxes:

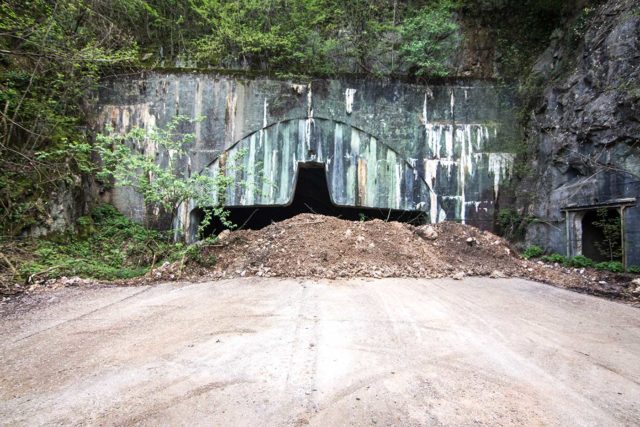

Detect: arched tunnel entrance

[192,163,427,238]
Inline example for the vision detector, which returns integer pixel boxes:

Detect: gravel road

[1,277,639,426]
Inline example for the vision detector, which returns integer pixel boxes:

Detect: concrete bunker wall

[97,72,520,237]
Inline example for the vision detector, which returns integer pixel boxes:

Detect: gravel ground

[1,277,639,426]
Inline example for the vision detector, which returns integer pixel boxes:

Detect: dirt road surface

[1,278,639,426]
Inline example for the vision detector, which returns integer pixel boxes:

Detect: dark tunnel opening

[581,208,622,262]
[192,163,427,238]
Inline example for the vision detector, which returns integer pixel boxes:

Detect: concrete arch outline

[199,116,433,212]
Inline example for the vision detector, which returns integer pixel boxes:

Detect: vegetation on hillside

[0,0,139,236]
[7,203,216,285]
[18,204,178,281]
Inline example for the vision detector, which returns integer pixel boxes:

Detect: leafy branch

[95,116,245,239]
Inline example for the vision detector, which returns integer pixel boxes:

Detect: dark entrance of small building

[193,163,426,237]
[581,208,622,262]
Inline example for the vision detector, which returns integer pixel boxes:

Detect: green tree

[399,0,460,77]
[190,0,343,74]
[592,208,623,262]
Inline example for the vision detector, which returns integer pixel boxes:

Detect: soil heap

[167,213,636,305]
[206,214,517,279]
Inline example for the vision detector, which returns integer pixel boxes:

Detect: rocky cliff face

[522,0,640,264]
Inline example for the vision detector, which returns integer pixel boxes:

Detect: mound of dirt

[173,214,631,306]
[202,214,513,279]
[9,213,638,307]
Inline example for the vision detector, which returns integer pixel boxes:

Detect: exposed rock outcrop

[522,0,640,265]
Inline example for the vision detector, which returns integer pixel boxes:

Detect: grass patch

[540,253,567,264]
[536,252,631,274]
[522,245,543,260]
[594,261,624,273]
[18,204,189,281]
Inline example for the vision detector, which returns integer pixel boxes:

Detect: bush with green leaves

[564,255,594,268]
[19,204,180,281]
[183,236,218,267]
[536,252,632,273]
[594,261,624,273]
[540,253,567,264]
[497,208,535,241]
[96,116,245,237]
[522,245,543,260]
[399,0,460,77]
[628,265,640,274]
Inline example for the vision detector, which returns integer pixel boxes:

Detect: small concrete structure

[563,198,637,268]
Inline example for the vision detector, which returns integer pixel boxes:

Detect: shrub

[19,204,179,281]
[540,253,567,264]
[628,265,640,274]
[399,0,460,77]
[522,245,543,259]
[497,208,534,241]
[565,255,594,268]
[183,237,219,267]
[594,261,624,273]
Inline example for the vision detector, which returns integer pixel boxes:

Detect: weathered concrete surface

[1,278,639,426]
[98,74,519,233]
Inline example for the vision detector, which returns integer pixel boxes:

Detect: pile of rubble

[186,213,637,304]
[5,214,638,306]
[204,215,516,279]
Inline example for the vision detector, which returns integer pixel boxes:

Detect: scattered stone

[466,237,477,247]
[415,225,438,240]
[452,272,465,280]
[217,230,231,241]
[490,270,506,279]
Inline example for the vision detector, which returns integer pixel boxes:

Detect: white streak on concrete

[194,78,202,145]
[450,90,455,118]
[263,98,268,128]
[345,88,357,115]
[488,153,515,198]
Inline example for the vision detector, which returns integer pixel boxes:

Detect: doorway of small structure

[581,208,622,262]
[193,163,426,238]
